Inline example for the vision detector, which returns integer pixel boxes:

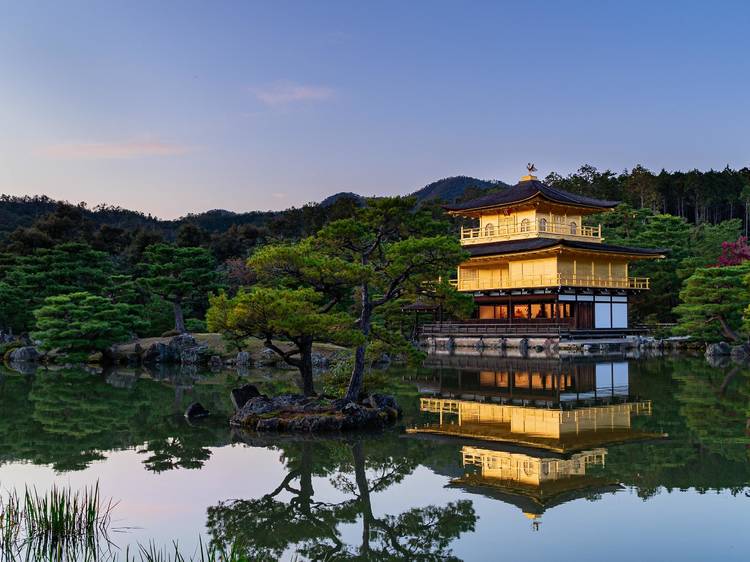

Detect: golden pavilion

[444,166,664,330]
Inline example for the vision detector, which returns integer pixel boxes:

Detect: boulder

[363,393,403,417]
[257,348,279,366]
[208,355,224,370]
[142,334,210,365]
[236,351,252,366]
[7,346,40,363]
[705,342,731,357]
[142,342,171,363]
[230,384,263,411]
[7,360,38,375]
[185,402,210,420]
[311,352,330,369]
[730,345,749,360]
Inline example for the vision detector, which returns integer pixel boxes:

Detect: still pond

[0,354,748,561]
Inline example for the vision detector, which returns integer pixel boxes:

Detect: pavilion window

[531,303,552,319]
[512,303,530,319]
[539,217,548,232]
[520,218,530,232]
[556,303,572,318]
[569,221,577,234]
[495,304,509,319]
[479,305,495,319]
[484,223,495,236]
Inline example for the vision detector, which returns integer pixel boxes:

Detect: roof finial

[521,162,538,181]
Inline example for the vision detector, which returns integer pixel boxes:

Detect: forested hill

[411,176,506,203]
[0,175,498,241]
[2,165,750,247]
[316,176,503,207]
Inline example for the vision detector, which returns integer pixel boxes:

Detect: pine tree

[673,264,750,342]
[32,292,146,361]
[138,244,218,333]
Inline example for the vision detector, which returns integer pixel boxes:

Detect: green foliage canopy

[139,244,218,332]
[31,292,146,361]
[673,263,750,342]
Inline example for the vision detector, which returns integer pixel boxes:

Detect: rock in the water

[143,335,210,365]
[705,342,731,357]
[257,348,279,366]
[185,402,210,419]
[236,351,252,366]
[7,346,40,363]
[363,393,402,414]
[208,355,224,369]
[230,384,263,411]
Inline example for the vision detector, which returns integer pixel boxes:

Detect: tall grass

[0,485,248,562]
[124,539,248,562]
[0,482,115,561]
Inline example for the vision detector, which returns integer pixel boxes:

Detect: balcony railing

[451,274,650,291]
[460,222,602,245]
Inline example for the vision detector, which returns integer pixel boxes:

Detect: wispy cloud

[41,139,191,160]
[251,82,335,107]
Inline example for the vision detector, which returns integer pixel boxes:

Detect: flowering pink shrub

[717,236,750,266]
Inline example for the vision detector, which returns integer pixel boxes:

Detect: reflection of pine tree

[599,358,750,498]
[0,367,231,472]
[29,369,148,439]
[673,361,750,464]
[207,435,476,560]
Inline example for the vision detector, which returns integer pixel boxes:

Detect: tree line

[546,164,750,229]
[0,195,468,403]
[2,163,750,387]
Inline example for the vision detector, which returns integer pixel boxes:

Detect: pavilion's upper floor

[445,174,619,246]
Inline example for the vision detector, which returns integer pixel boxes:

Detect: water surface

[0,356,748,560]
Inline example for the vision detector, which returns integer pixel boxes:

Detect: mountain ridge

[0,175,502,239]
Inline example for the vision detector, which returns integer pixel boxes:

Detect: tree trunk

[173,301,186,333]
[345,284,372,403]
[298,335,316,397]
[352,441,373,555]
[264,337,315,396]
[298,442,315,516]
[717,315,741,342]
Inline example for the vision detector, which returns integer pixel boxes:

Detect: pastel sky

[1,1,749,218]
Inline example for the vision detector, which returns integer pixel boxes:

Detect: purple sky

[1,1,749,218]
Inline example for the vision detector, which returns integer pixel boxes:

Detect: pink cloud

[251,83,335,106]
[41,139,191,160]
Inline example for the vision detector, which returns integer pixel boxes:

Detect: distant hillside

[0,175,503,241]
[411,176,507,203]
[319,192,365,207]
[320,176,506,208]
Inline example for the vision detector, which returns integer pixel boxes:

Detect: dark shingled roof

[444,179,620,212]
[465,238,666,258]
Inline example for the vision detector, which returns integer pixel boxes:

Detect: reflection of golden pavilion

[462,446,606,486]
[452,445,618,522]
[409,357,666,523]
[413,398,653,453]
[422,356,631,406]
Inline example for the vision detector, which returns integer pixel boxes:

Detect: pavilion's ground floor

[470,289,631,330]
